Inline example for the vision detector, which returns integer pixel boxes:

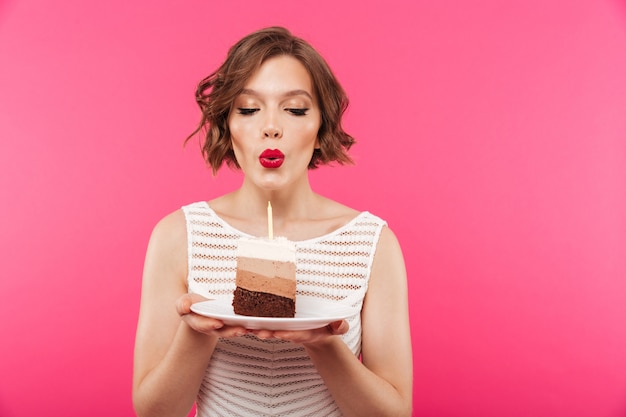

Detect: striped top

[182,202,386,417]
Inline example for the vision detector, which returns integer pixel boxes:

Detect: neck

[231,183,319,222]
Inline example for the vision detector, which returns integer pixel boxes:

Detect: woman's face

[228,55,321,191]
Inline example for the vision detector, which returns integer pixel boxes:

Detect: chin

[259,181,284,191]
[253,175,285,190]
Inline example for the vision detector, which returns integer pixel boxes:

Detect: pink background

[1,0,625,416]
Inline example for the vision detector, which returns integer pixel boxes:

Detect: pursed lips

[259,149,285,168]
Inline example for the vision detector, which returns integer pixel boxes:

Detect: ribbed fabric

[182,201,386,417]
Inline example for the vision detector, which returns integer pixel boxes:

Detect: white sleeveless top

[182,202,387,417]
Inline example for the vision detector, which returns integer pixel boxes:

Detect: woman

[133,27,413,417]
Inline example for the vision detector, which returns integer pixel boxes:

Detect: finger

[176,293,194,316]
[176,293,211,316]
[251,329,275,340]
[327,320,349,335]
[215,327,248,338]
[180,313,224,332]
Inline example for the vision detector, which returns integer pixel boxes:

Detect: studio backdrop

[1,1,625,416]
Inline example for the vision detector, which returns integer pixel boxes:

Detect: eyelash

[237,108,259,115]
[287,108,309,116]
[236,108,309,116]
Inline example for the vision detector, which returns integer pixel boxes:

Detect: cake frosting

[232,237,297,317]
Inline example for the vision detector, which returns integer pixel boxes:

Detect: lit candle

[267,201,273,240]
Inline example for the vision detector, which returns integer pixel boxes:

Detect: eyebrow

[239,88,314,100]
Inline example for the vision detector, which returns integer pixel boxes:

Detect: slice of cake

[233,236,297,318]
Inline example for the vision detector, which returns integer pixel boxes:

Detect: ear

[314,136,321,150]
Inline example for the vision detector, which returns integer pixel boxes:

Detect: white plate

[190,296,357,331]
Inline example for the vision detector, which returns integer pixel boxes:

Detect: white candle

[267,201,273,240]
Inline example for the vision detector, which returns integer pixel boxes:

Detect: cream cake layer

[236,237,296,262]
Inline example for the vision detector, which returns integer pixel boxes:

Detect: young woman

[133,27,413,417]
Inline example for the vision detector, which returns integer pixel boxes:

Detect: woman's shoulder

[142,209,188,283]
[317,196,360,219]
[320,198,389,229]
[149,208,187,246]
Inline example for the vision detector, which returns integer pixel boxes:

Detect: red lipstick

[259,149,284,168]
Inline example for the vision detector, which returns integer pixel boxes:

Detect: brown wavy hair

[186,27,355,175]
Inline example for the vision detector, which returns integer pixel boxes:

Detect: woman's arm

[301,226,413,416]
[132,210,214,417]
[132,210,247,417]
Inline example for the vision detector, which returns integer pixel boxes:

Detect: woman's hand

[250,320,349,346]
[176,293,249,338]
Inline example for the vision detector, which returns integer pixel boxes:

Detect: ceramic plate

[190,296,357,330]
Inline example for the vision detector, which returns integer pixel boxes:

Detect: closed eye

[286,108,309,116]
[237,108,259,115]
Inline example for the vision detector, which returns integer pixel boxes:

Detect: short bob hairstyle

[187,26,355,175]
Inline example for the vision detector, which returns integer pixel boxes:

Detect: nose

[262,112,282,139]
[263,126,282,138]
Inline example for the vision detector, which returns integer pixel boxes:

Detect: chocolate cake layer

[232,287,296,318]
